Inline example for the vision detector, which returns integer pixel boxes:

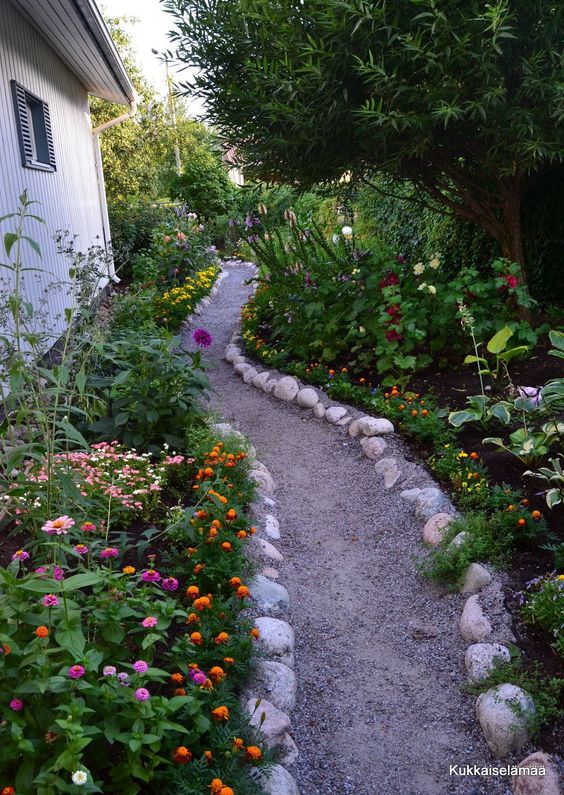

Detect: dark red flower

[379,272,399,289]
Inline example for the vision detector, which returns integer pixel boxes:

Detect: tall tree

[165,0,563,284]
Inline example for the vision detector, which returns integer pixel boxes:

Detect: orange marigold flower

[210,780,223,794]
[236,530,247,539]
[194,563,205,574]
[211,519,221,529]
[171,672,185,683]
[209,666,225,683]
[421,409,429,417]
[226,509,237,521]
[175,688,186,696]
[211,705,230,721]
[470,452,479,460]
[220,787,234,795]
[194,596,211,611]
[186,585,200,599]
[249,526,257,535]
[204,750,213,761]
[187,612,200,624]
[250,627,260,639]
[236,585,250,599]
[411,409,418,417]
[196,510,207,519]
[521,499,529,507]
[204,467,214,477]
[186,547,197,556]
[208,528,218,538]
[246,745,262,761]
[221,542,232,552]
[2,788,16,795]
[190,632,203,645]
[2,644,11,656]
[173,746,192,764]
[223,656,234,664]
[517,518,526,527]
[229,577,241,587]
[35,625,49,638]
[232,737,245,750]
[122,565,136,575]
[215,632,229,644]
[531,510,541,520]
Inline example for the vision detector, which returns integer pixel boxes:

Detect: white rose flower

[413,262,425,275]
[72,770,88,786]
[428,285,437,295]
[341,225,353,237]
[429,255,440,269]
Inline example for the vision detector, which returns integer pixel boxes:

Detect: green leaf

[463,354,487,365]
[490,403,511,424]
[62,572,105,591]
[499,345,528,362]
[4,232,18,257]
[486,325,513,354]
[448,409,479,427]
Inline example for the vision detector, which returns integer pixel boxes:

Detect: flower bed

[0,436,269,794]
[155,265,220,330]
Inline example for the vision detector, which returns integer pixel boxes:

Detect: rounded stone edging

[222,332,551,779]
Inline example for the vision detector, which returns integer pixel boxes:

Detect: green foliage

[168,0,564,275]
[86,331,209,453]
[449,395,512,431]
[166,143,235,218]
[484,420,564,467]
[108,199,179,278]
[521,573,564,658]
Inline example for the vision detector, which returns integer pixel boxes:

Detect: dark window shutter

[42,102,56,170]
[10,80,34,166]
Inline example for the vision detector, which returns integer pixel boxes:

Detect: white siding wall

[0,0,107,345]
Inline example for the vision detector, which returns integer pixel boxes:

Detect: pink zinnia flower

[53,566,64,581]
[103,666,117,677]
[11,549,30,561]
[74,544,89,555]
[81,522,97,533]
[142,616,157,628]
[135,687,150,701]
[42,515,75,535]
[161,577,179,592]
[141,569,161,583]
[192,671,207,686]
[68,664,85,679]
[42,594,59,607]
[9,698,24,711]
[100,547,119,559]
[133,660,148,674]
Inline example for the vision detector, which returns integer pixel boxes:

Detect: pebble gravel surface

[183,261,511,795]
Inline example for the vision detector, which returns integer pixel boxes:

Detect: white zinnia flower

[341,225,353,237]
[72,770,88,785]
[413,262,425,275]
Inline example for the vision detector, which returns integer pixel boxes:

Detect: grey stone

[278,732,299,766]
[449,531,469,549]
[422,512,454,547]
[312,403,326,419]
[348,419,362,437]
[249,469,276,495]
[400,488,422,502]
[337,416,353,426]
[224,346,241,362]
[234,361,252,377]
[247,660,297,713]
[358,416,395,436]
[374,457,401,488]
[325,406,348,424]
[232,355,247,365]
[408,620,440,639]
[265,379,278,394]
[250,575,290,615]
[460,595,492,642]
[255,617,295,668]
[465,643,511,684]
[246,698,291,750]
[414,487,452,522]
[243,367,259,384]
[262,567,279,579]
[257,537,284,563]
[253,371,272,389]
[261,764,300,795]
[273,376,300,402]
[296,388,319,409]
[460,563,493,594]
[264,514,281,540]
[476,684,535,757]
[359,435,387,460]
[512,751,562,795]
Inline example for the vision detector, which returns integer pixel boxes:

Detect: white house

[0,0,134,338]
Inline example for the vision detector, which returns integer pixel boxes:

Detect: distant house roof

[8,0,135,105]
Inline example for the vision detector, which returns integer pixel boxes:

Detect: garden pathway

[183,261,507,795]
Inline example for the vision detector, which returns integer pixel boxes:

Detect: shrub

[108,199,180,279]
[521,573,564,658]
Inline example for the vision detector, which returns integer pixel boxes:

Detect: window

[10,80,56,171]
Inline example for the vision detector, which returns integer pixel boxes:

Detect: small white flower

[413,262,425,275]
[72,770,88,785]
[341,225,353,237]
[428,285,437,295]
[429,255,440,269]
[417,282,427,291]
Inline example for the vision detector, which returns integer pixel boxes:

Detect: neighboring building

[223,145,244,186]
[0,0,134,335]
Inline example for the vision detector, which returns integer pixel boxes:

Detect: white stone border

[223,331,558,784]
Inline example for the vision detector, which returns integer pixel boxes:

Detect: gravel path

[183,262,510,795]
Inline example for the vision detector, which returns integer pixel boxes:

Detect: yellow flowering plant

[155,266,219,330]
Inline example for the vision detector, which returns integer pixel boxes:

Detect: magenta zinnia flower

[142,616,157,628]
[11,549,30,561]
[68,664,85,679]
[74,544,89,555]
[141,569,161,583]
[9,699,24,711]
[135,687,150,701]
[42,594,59,607]
[133,660,148,674]
[42,515,75,535]
[161,576,179,591]
[100,547,119,559]
[192,328,213,348]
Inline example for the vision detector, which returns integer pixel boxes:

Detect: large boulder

[261,765,300,795]
[512,751,562,795]
[374,457,401,488]
[312,403,326,419]
[247,660,297,713]
[249,469,276,495]
[296,388,319,409]
[359,436,387,460]
[422,513,454,547]
[253,371,272,389]
[243,367,259,384]
[459,595,492,642]
[325,406,348,424]
[460,562,493,594]
[476,683,535,757]
[246,698,291,751]
[250,575,290,615]
[273,376,299,402]
[414,487,452,522]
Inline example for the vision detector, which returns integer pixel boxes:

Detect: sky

[100,0,205,117]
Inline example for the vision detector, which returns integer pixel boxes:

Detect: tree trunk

[500,183,527,288]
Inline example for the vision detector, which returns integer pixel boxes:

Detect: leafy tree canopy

[165,0,564,278]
